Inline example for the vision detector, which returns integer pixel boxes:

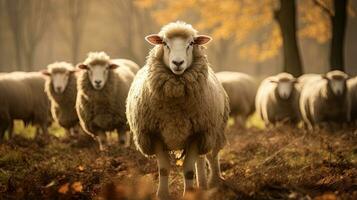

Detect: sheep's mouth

[172,68,185,75]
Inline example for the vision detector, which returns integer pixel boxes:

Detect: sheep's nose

[172,60,184,67]
[95,80,102,85]
[56,86,61,91]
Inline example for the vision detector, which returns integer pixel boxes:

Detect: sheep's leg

[207,148,223,188]
[183,141,199,195]
[8,120,14,139]
[96,132,107,151]
[154,141,170,199]
[195,156,207,189]
[117,131,126,146]
[40,124,49,136]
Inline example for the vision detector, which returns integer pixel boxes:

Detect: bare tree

[5,0,26,69]
[23,0,52,70]
[5,0,52,70]
[274,0,303,76]
[66,0,88,64]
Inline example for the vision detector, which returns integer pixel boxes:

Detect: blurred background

[0,0,356,77]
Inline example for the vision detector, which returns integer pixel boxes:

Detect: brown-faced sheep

[216,71,257,127]
[299,70,350,130]
[126,21,230,199]
[76,52,136,150]
[43,62,80,135]
[255,72,300,126]
[0,72,51,140]
[348,76,357,122]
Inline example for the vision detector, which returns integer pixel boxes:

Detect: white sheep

[76,52,137,150]
[255,72,300,126]
[0,72,51,140]
[126,21,230,199]
[299,70,350,129]
[216,71,258,127]
[42,62,80,136]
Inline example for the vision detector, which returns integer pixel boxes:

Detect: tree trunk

[274,0,303,76]
[330,0,347,71]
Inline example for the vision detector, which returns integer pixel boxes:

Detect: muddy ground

[0,122,356,200]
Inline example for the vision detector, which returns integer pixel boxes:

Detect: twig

[313,0,334,16]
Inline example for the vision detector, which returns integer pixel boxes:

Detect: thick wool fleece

[256,74,300,125]
[126,45,230,156]
[76,66,134,136]
[45,73,78,129]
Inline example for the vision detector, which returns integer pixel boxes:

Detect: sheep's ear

[194,35,212,45]
[145,34,163,45]
[77,64,89,70]
[41,70,51,76]
[108,63,119,70]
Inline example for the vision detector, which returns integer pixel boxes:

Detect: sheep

[112,59,140,74]
[299,70,350,130]
[255,72,300,126]
[126,21,230,199]
[42,62,80,136]
[348,76,357,122]
[216,71,257,127]
[76,52,137,150]
[0,72,51,140]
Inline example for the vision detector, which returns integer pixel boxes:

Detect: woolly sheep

[299,70,350,129]
[43,62,80,135]
[255,72,300,126]
[348,76,357,122]
[0,72,51,140]
[216,71,257,127]
[126,21,230,199]
[76,52,137,150]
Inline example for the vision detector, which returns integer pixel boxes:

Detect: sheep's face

[78,61,118,90]
[52,72,70,93]
[271,78,297,100]
[323,72,349,96]
[42,68,75,93]
[146,34,211,75]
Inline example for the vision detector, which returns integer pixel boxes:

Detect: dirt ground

[0,122,356,200]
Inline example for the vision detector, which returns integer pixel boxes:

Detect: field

[0,117,356,200]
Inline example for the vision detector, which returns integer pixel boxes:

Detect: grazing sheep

[126,22,229,199]
[299,70,350,129]
[216,71,257,127]
[0,72,51,140]
[348,76,357,122]
[76,52,137,150]
[255,72,300,126]
[43,62,80,135]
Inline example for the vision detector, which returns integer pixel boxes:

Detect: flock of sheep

[0,21,356,199]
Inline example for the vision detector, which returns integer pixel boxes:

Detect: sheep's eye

[162,42,167,46]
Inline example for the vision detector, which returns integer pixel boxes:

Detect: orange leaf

[77,165,85,172]
[71,181,83,193]
[58,183,69,194]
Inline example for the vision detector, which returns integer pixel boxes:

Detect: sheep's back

[216,71,257,117]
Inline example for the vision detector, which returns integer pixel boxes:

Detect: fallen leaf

[58,183,69,194]
[71,181,83,193]
[176,159,183,166]
[77,165,85,172]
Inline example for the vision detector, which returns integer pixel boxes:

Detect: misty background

[0,0,356,77]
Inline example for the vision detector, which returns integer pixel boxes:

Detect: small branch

[313,0,334,16]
